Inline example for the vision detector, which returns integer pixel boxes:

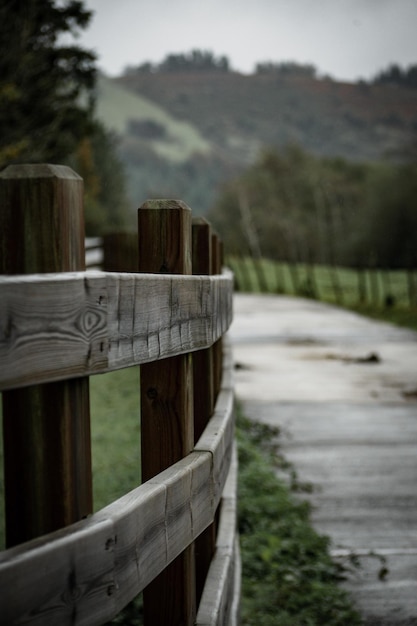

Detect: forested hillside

[95,57,417,213]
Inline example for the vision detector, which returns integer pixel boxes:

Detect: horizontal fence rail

[85,237,104,270]
[0,163,238,625]
[0,342,235,625]
[0,270,233,390]
[196,441,240,626]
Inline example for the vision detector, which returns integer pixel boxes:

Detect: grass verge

[349,303,417,332]
[237,409,362,626]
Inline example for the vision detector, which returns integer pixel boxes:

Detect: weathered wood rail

[0,270,232,390]
[0,164,238,625]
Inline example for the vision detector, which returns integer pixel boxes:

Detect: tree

[125,50,230,75]
[255,61,317,79]
[208,145,377,274]
[373,63,417,89]
[208,146,321,263]
[69,122,133,235]
[0,0,96,168]
[359,163,417,269]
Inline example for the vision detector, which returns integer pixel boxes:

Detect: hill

[96,75,211,163]
[95,71,417,214]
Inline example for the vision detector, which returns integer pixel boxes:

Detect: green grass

[229,256,417,331]
[350,303,417,332]
[90,367,141,511]
[237,410,362,626]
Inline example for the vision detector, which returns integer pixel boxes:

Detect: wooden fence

[0,164,238,625]
[229,254,417,309]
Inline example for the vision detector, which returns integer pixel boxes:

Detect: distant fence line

[0,164,238,625]
[228,255,417,309]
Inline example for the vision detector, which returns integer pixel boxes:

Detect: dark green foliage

[68,121,133,234]
[373,63,417,89]
[208,146,417,272]
[125,49,230,75]
[0,0,96,167]
[237,411,362,626]
[357,162,417,269]
[208,146,367,266]
[0,3,133,233]
[255,61,317,78]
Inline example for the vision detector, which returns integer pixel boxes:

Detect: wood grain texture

[0,164,85,275]
[0,341,235,625]
[192,217,214,443]
[138,198,196,626]
[2,380,92,547]
[0,163,92,548]
[192,217,217,605]
[0,270,233,390]
[103,233,138,272]
[138,199,192,275]
[194,352,235,506]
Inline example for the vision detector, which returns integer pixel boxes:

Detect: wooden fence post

[212,231,223,399]
[0,164,92,548]
[103,232,138,272]
[192,218,214,443]
[192,218,217,605]
[138,199,196,626]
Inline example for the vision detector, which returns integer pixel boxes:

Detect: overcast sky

[77,0,417,82]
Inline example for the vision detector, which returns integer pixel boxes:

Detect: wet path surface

[230,294,417,626]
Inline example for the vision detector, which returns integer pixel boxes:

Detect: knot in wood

[147,387,158,400]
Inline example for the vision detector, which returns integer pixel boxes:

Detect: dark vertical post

[103,232,138,272]
[357,265,366,304]
[138,199,196,626]
[211,231,223,399]
[192,218,214,443]
[0,164,92,548]
[192,218,217,605]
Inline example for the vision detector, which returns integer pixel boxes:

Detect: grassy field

[228,256,417,331]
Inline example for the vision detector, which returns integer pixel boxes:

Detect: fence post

[0,164,92,548]
[192,217,217,605]
[138,199,196,626]
[212,231,223,398]
[102,232,138,272]
[192,218,214,443]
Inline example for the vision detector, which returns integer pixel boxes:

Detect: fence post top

[139,199,191,212]
[192,216,210,227]
[0,163,82,181]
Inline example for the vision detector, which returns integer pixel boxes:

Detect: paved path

[230,294,417,626]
